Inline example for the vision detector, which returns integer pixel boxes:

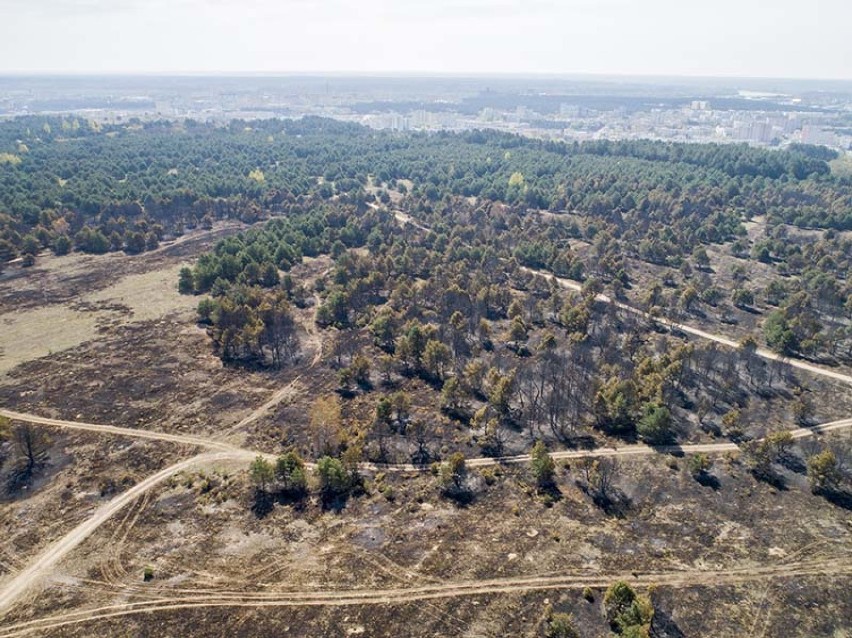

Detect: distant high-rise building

[752,121,772,144]
[389,113,408,131]
[479,107,496,122]
[801,125,836,147]
[784,115,802,134]
[559,104,581,117]
[732,119,772,144]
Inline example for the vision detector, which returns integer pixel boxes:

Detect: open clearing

[0,263,194,375]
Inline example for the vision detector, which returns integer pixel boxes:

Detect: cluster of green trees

[3,115,851,273]
[181,202,395,366]
[603,581,655,637]
[5,116,849,364]
[542,579,657,637]
[579,139,834,180]
[195,287,299,367]
[248,447,363,511]
[182,202,390,295]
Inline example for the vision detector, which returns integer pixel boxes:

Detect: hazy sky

[0,0,849,78]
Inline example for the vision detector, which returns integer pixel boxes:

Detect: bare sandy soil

[0,445,849,637]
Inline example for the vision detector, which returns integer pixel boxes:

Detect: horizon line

[1,70,851,84]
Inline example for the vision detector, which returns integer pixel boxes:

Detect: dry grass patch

[0,264,195,375]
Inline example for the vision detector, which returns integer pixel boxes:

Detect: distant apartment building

[732,119,773,144]
[363,112,409,131]
[478,107,497,122]
[801,125,836,147]
[559,104,582,117]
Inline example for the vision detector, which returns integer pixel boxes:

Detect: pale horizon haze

[0,0,850,80]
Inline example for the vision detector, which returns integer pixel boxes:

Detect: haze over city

[1,0,851,78]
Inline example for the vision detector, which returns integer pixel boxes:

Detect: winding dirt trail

[2,408,848,474]
[219,289,324,439]
[0,556,849,637]
[0,409,244,454]
[0,452,245,617]
[221,377,305,438]
[467,417,852,468]
[0,407,848,619]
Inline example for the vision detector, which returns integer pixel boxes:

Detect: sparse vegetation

[545,611,580,638]
[531,440,556,490]
[807,449,842,493]
[604,581,655,636]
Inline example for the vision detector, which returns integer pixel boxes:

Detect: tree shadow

[4,459,47,495]
[251,489,274,518]
[651,607,686,638]
[694,472,721,490]
[441,476,475,506]
[419,373,444,391]
[274,488,308,511]
[442,488,474,507]
[537,482,563,505]
[755,386,778,400]
[772,387,794,401]
[728,431,749,445]
[410,447,434,467]
[778,452,806,475]
[594,491,631,517]
[442,406,472,425]
[751,468,787,491]
[320,492,351,513]
[577,481,631,517]
[700,421,722,437]
[479,438,506,458]
[553,433,597,450]
[569,435,599,450]
[653,444,684,458]
[819,488,852,511]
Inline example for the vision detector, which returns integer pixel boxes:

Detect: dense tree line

[1,115,851,272]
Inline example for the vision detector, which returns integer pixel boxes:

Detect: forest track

[519,266,852,387]
[391,206,852,387]
[0,452,244,617]
[465,417,852,468]
[0,556,848,637]
[0,412,847,617]
[220,377,304,439]
[0,410,852,620]
[0,409,243,454]
[1,409,849,474]
[219,291,323,439]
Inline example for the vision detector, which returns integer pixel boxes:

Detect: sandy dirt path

[0,452,247,617]
[0,556,849,637]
